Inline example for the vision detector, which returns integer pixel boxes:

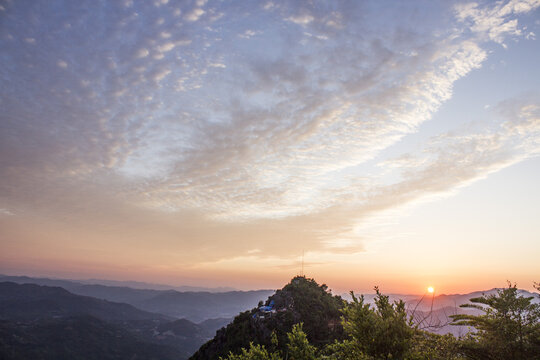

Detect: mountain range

[0,274,237,292]
[0,275,273,322]
[1,274,538,359]
[0,278,272,360]
[343,288,540,336]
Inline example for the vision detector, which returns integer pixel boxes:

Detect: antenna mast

[301,249,304,276]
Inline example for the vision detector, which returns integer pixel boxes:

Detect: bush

[450,282,540,360]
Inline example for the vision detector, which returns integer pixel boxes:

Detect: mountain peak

[190,276,344,360]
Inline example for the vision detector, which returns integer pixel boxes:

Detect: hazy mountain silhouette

[3,275,537,359]
[0,316,181,360]
[137,289,275,322]
[0,275,273,322]
[0,274,236,292]
[80,278,237,292]
[0,282,237,359]
[340,288,540,337]
[0,282,169,322]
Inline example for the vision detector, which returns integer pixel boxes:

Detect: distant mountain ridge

[341,288,540,309]
[0,274,237,292]
[0,275,274,322]
[0,282,169,322]
[0,282,241,359]
[80,278,238,292]
[4,274,538,358]
[341,287,540,337]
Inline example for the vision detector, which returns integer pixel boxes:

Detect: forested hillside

[0,282,231,359]
[191,276,346,360]
[193,277,540,360]
[0,275,273,322]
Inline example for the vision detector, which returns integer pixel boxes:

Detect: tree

[450,282,540,360]
[319,340,372,360]
[220,343,281,360]
[286,323,318,360]
[408,331,466,360]
[220,279,540,360]
[340,287,415,359]
[221,323,319,360]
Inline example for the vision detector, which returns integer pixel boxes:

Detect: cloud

[238,29,258,39]
[185,8,205,22]
[151,67,171,82]
[263,2,276,11]
[136,48,150,58]
[386,101,539,199]
[286,14,315,25]
[455,0,540,45]
[0,0,539,271]
[156,42,176,53]
[0,209,15,216]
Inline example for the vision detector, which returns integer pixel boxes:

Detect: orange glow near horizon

[2,252,539,295]
[1,0,540,303]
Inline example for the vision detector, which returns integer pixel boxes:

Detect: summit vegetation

[1,277,538,359]
[192,277,540,360]
[191,277,345,360]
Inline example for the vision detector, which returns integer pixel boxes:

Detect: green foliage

[200,278,540,360]
[275,276,345,346]
[286,323,318,360]
[220,343,281,360]
[408,332,466,360]
[0,316,182,360]
[341,286,415,359]
[221,323,319,360]
[450,282,540,360]
[191,276,344,360]
[319,340,371,360]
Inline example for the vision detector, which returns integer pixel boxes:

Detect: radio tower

[301,249,304,277]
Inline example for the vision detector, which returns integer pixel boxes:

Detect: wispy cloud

[0,0,539,274]
[455,0,540,46]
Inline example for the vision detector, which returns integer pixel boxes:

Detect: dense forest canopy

[197,277,540,360]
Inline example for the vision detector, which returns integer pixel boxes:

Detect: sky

[1,0,539,295]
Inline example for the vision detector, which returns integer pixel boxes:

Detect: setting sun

[1,1,540,358]
[0,0,539,298]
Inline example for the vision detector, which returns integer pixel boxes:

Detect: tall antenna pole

[301,249,304,277]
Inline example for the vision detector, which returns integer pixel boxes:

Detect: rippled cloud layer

[1,0,539,284]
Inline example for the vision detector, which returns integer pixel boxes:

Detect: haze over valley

[1,0,539,358]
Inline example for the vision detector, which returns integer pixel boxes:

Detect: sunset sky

[1,0,539,294]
